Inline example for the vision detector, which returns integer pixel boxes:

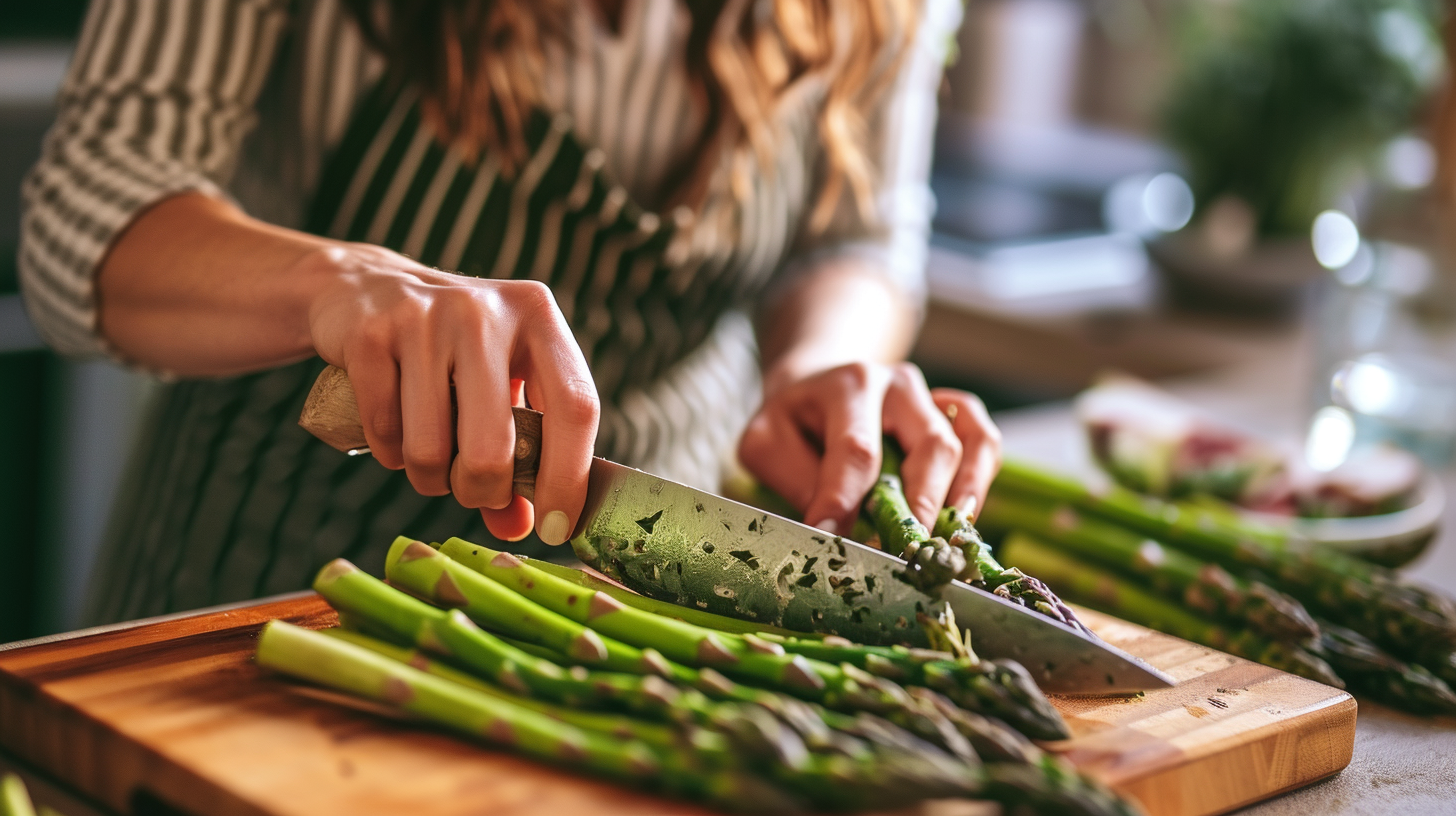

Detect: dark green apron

[87,82,790,624]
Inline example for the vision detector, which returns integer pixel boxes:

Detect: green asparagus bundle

[1,775,36,816]
[439,536,1071,741]
[998,533,1344,688]
[312,563,999,808]
[1311,622,1456,716]
[994,459,1456,657]
[976,489,1319,642]
[300,550,1146,814]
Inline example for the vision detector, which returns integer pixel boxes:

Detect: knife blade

[568,457,1174,694]
[299,365,1175,694]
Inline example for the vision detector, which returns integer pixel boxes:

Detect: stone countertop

[991,331,1456,816]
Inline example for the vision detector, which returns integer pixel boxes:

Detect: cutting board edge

[0,666,278,816]
[1105,690,1357,816]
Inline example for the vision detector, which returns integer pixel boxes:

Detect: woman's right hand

[303,243,600,545]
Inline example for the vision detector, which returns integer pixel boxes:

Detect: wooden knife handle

[298,364,543,501]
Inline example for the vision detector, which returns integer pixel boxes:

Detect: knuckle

[558,377,601,423]
[403,443,452,476]
[509,280,559,315]
[981,417,1003,447]
[355,320,396,356]
[366,410,403,445]
[931,428,963,459]
[836,361,874,389]
[838,433,879,471]
[892,361,924,386]
[736,416,774,463]
[453,450,513,488]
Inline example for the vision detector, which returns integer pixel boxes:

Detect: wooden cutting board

[0,594,1354,816]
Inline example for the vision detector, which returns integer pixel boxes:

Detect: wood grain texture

[0,598,1354,816]
[298,365,544,499]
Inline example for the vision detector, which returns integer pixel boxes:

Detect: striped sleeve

[18,0,292,358]
[778,0,963,311]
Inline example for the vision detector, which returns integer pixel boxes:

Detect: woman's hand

[304,243,599,545]
[96,193,597,545]
[738,360,1000,535]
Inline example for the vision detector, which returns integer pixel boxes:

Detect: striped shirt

[19,0,957,363]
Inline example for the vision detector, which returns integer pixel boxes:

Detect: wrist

[291,242,368,359]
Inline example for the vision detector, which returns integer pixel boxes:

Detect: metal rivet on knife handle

[298,364,544,501]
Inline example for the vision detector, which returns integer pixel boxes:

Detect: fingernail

[812,519,838,535]
[539,510,572,546]
[963,496,980,520]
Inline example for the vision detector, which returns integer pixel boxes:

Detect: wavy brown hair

[343,0,920,231]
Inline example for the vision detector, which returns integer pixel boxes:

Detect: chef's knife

[299,365,1175,694]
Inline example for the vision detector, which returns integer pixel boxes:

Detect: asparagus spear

[1,775,36,816]
[256,621,742,798]
[994,459,1456,656]
[998,533,1345,688]
[1312,622,1456,716]
[320,627,697,749]
[977,490,1319,641]
[933,506,1096,639]
[438,537,1069,741]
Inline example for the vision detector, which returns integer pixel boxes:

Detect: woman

[20,0,998,624]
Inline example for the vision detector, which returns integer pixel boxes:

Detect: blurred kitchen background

[2,0,1453,641]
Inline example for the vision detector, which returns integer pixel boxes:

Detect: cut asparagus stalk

[934,506,1096,639]
[1,774,37,816]
[976,490,1319,642]
[1312,622,1456,716]
[999,533,1344,688]
[994,459,1456,658]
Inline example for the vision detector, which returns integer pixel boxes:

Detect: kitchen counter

[994,330,1456,816]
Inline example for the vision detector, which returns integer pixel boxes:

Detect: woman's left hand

[738,361,1001,535]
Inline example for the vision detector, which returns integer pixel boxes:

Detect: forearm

[757,256,920,394]
[97,192,339,376]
